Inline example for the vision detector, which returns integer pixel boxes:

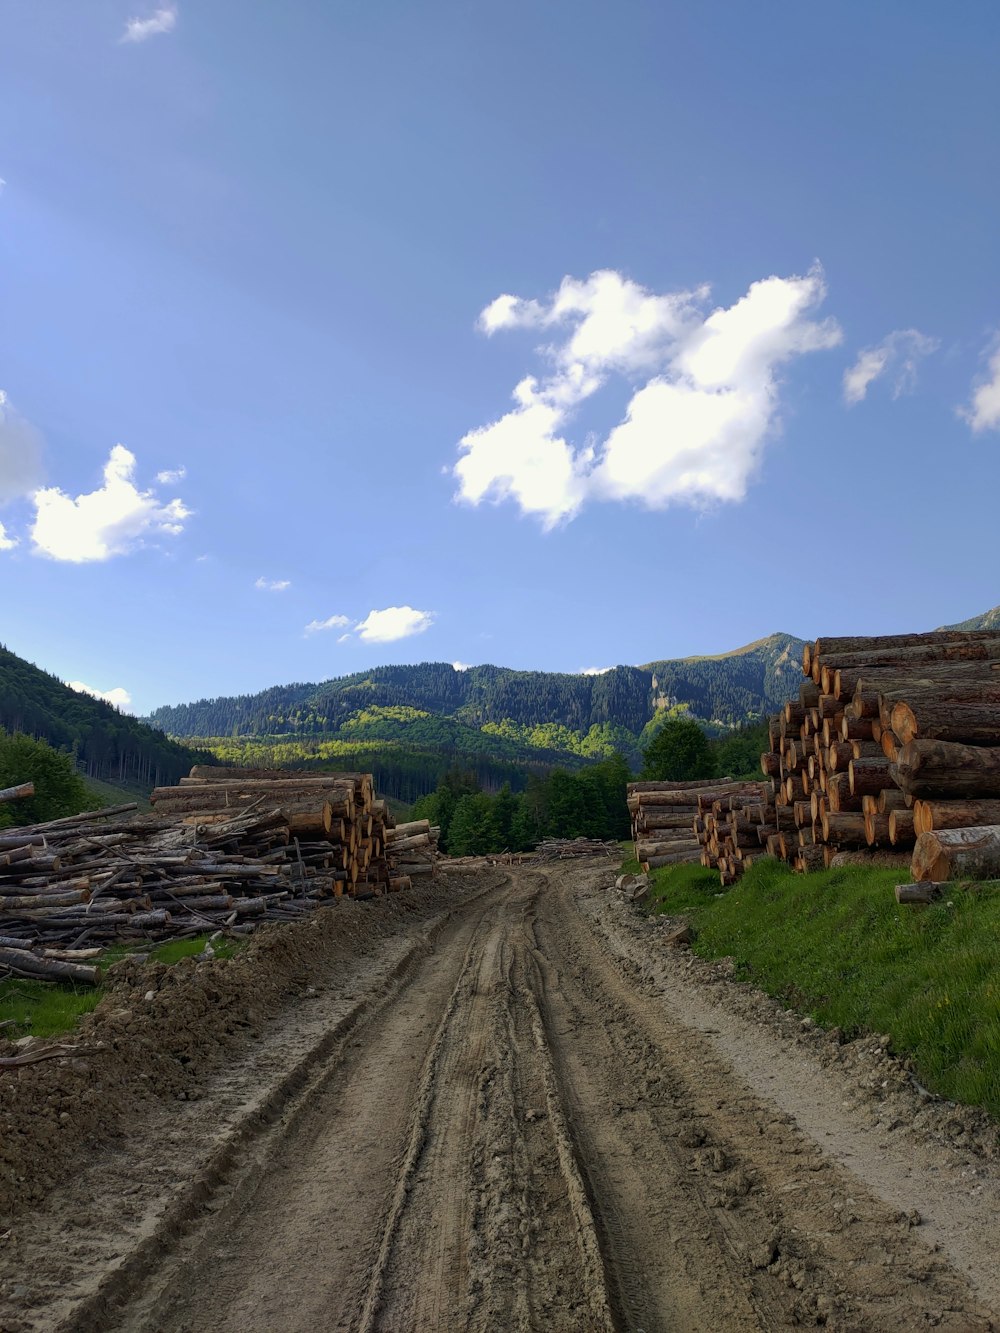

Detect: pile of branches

[534,837,620,860]
[0,766,441,982]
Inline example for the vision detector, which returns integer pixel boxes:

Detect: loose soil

[1,864,998,1331]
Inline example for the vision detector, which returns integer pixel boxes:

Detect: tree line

[410,718,769,857]
[410,755,633,856]
[0,645,210,788]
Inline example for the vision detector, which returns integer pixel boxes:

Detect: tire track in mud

[529,863,995,1331]
[1,863,995,1332]
[358,875,616,1333]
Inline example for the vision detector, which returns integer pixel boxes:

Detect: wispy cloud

[0,521,17,552]
[67,680,133,711]
[452,660,473,671]
[355,606,435,643]
[305,614,351,634]
[843,328,939,405]
[579,666,614,675]
[960,335,1000,433]
[121,4,177,43]
[455,266,841,528]
[156,465,186,484]
[255,576,291,592]
[31,445,190,562]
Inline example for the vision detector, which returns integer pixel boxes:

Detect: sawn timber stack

[628,777,770,884]
[758,630,1000,882]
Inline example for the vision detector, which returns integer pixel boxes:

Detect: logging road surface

[4,865,999,1331]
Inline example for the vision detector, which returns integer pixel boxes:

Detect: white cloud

[579,666,614,675]
[0,390,45,502]
[452,660,473,671]
[305,614,351,634]
[255,576,291,592]
[31,444,190,562]
[67,680,133,711]
[843,328,939,405]
[156,465,186,484]
[0,521,17,551]
[355,606,435,643]
[960,337,1000,433]
[337,633,351,644]
[455,266,841,527]
[121,4,177,42]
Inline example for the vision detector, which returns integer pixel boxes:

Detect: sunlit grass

[641,857,1000,1115]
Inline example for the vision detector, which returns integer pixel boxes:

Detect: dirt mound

[0,872,500,1219]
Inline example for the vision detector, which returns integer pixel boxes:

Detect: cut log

[911,825,1000,882]
[0,783,35,804]
[827,849,911,868]
[895,740,1000,799]
[822,812,868,846]
[849,756,893,797]
[888,810,916,845]
[890,700,1000,747]
[864,813,891,846]
[895,883,946,905]
[877,787,909,814]
[913,799,1000,835]
[0,946,100,984]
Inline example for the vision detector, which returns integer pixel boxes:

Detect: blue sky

[2,1,1000,715]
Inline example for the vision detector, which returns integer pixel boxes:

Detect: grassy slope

[637,856,1000,1117]
[83,775,153,812]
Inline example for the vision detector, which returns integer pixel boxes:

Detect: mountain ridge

[145,632,807,743]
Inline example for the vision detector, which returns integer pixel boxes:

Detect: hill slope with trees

[142,635,805,802]
[0,645,210,788]
[147,633,805,740]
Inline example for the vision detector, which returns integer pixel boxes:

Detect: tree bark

[888,810,916,844]
[912,825,1000,882]
[895,883,946,905]
[0,783,35,804]
[849,756,894,797]
[913,799,1000,835]
[895,740,1000,798]
[890,700,1000,746]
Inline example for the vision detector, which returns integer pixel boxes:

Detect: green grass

[83,775,153,812]
[0,934,244,1041]
[0,980,103,1040]
[640,857,1000,1117]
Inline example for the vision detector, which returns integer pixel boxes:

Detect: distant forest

[146,637,805,739]
[0,646,210,788]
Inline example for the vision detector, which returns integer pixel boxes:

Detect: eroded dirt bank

[0,863,998,1331]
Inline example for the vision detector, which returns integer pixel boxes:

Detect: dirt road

[2,865,998,1331]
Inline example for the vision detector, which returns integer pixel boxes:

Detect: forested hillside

[141,635,804,804]
[939,604,1000,632]
[148,633,805,739]
[0,645,210,788]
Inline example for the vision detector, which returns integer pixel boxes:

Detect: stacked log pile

[628,778,770,884]
[385,819,441,887]
[0,767,440,977]
[759,630,1000,877]
[535,837,619,860]
[154,766,406,894]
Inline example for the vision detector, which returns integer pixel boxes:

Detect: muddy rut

[1,866,997,1331]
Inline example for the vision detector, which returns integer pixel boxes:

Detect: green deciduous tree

[640,717,713,782]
